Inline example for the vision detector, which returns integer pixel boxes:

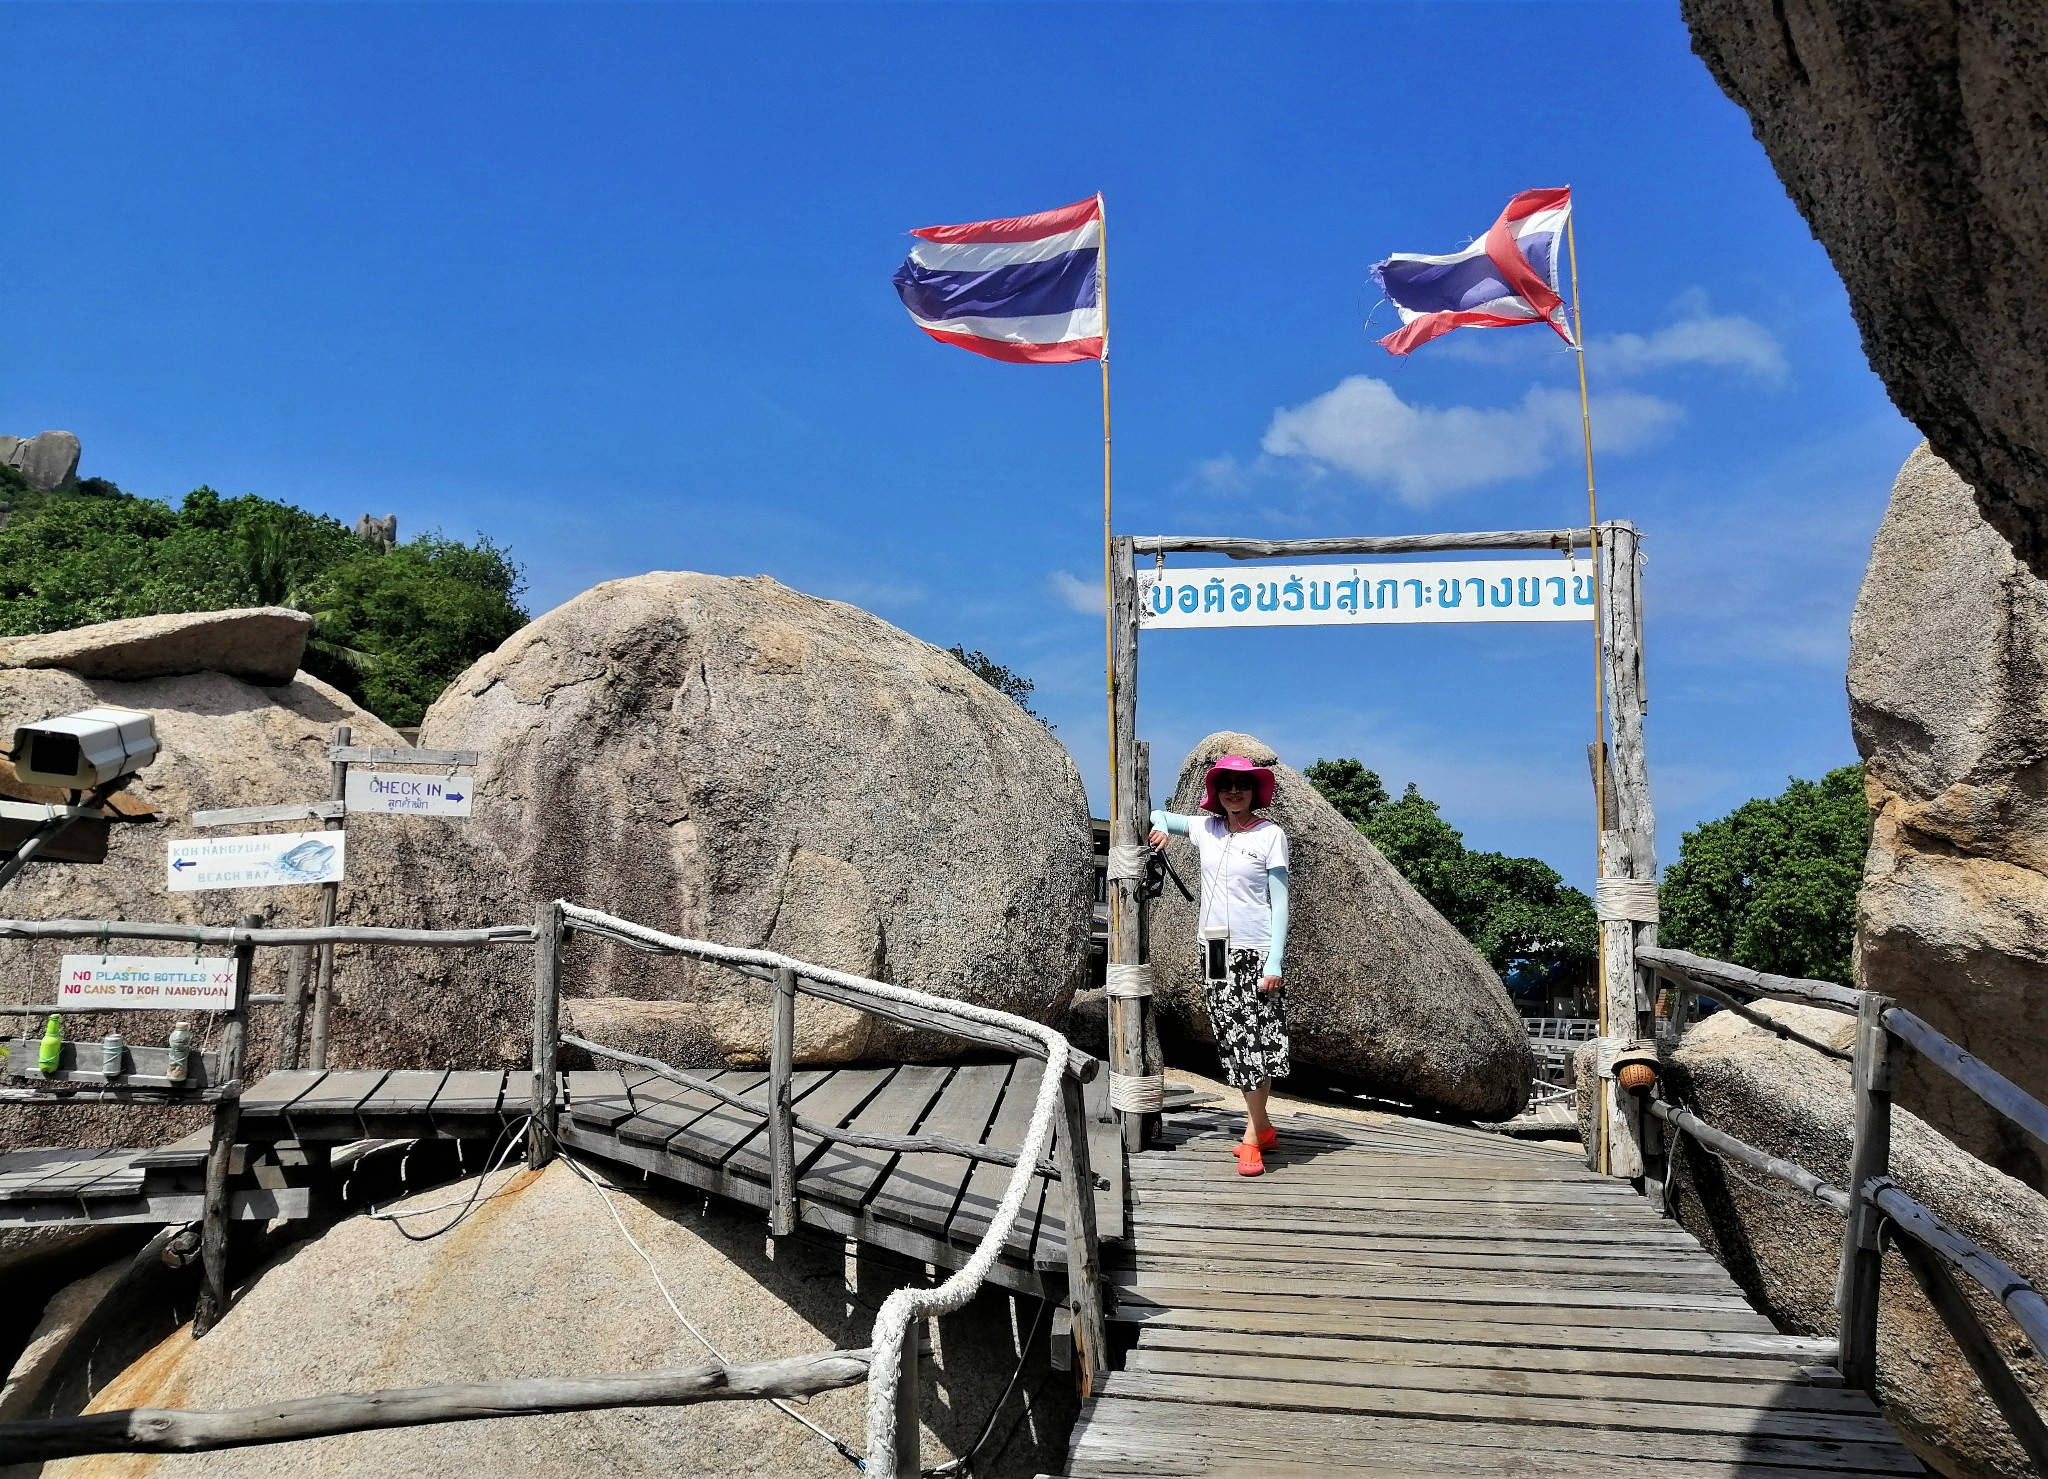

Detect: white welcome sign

[1138,560,1595,629]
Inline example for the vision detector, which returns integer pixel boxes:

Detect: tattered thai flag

[892,196,1105,363]
[1372,187,1575,355]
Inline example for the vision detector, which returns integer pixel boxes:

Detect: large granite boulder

[0,607,312,686]
[1681,0,2048,576]
[0,431,81,492]
[1149,732,1532,1119]
[1649,1001,2048,1479]
[1849,445,2048,1191]
[420,572,1092,1066]
[0,655,527,1155]
[44,1162,1072,1478]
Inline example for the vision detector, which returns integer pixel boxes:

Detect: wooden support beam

[768,965,797,1236]
[1107,534,1150,1150]
[275,945,310,1071]
[1597,523,1654,1181]
[1890,1226,2048,1472]
[189,801,346,828]
[889,1330,921,1479]
[1131,528,1593,560]
[193,914,258,1338]
[307,724,350,1070]
[1870,1181,2048,1356]
[1645,1099,1850,1213]
[1635,945,1863,1014]
[526,901,563,1169]
[1054,1067,1110,1395]
[0,920,535,949]
[328,745,480,767]
[1837,993,1895,1393]
[0,1351,871,1463]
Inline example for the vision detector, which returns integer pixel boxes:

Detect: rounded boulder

[420,572,1091,1065]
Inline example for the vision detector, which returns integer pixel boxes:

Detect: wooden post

[274,944,310,1071]
[768,965,797,1236]
[1133,738,1161,1144]
[307,724,350,1070]
[1052,1065,1109,1395]
[889,1329,921,1479]
[1107,535,1149,1150]
[1597,524,1656,1180]
[1838,993,1895,1392]
[526,901,564,1170]
[193,913,259,1337]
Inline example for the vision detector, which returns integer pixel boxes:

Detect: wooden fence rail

[1637,947,2048,1467]
[0,1351,871,1464]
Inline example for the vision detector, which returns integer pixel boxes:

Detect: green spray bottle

[37,1015,63,1075]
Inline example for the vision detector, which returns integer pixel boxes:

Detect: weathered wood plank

[869,1062,1008,1239]
[803,1066,949,1211]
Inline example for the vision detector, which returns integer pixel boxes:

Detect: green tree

[1660,765,1869,984]
[1304,758,1597,977]
[947,645,1047,724]
[0,479,526,728]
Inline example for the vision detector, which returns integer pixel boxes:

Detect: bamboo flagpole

[1099,194,1117,836]
[1565,208,1617,1175]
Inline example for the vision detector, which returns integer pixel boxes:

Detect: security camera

[11,707,159,788]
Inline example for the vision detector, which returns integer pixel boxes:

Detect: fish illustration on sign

[274,839,338,881]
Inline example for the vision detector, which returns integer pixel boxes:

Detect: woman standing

[1149,754,1291,1176]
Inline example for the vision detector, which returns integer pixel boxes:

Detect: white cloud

[1598,314,1787,381]
[1047,569,1104,616]
[1260,376,1682,504]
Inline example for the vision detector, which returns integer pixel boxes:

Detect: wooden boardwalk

[0,1062,1121,1300]
[1057,1107,1925,1478]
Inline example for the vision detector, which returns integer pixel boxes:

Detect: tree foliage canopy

[947,645,1046,724]
[1305,757,1597,978]
[0,468,526,727]
[1659,765,1869,984]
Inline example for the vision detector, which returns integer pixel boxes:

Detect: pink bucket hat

[1201,754,1276,814]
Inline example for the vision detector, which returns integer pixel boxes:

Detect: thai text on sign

[58,954,237,1010]
[1137,559,1595,629]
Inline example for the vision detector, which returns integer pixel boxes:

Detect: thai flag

[892,196,1104,363]
[1371,187,1575,356]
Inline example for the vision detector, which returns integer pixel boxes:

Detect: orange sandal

[1233,1144,1265,1177]
[1227,1127,1280,1154]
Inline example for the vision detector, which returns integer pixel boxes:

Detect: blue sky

[6,2,1918,889]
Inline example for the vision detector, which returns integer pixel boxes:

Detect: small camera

[1201,926,1230,984]
[11,707,159,788]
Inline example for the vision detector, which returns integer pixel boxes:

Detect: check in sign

[345,770,473,817]
[59,954,237,1010]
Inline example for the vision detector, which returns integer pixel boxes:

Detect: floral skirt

[1203,947,1290,1090]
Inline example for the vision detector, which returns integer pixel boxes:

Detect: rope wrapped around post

[1103,965,1163,1110]
[552,904,1078,1477]
[1594,877,1660,924]
[1105,844,1149,882]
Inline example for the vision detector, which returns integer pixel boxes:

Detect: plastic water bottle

[101,1032,125,1078]
[37,1015,63,1075]
[165,1023,192,1084]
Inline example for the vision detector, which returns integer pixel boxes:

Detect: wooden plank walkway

[1056,1107,1926,1478]
[0,1064,1119,1298]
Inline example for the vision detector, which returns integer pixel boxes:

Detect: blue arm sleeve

[1149,809,1192,836]
[1263,865,1289,978]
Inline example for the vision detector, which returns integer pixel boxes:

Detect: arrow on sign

[444,793,464,803]
[171,858,196,872]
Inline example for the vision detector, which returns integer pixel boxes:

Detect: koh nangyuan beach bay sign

[1138,560,1596,630]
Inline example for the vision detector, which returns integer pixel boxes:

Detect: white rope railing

[555,904,1071,1470]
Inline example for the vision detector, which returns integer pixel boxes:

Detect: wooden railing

[540,901,1106,1478]
[0,903,1105,1479]
[1635,945,2048,1469]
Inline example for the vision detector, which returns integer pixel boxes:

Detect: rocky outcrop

[420,572,1092,1066]
[1681,1,2048,576]
[1149,732,1532,1120]
[1849,445,2048,1190]
[49,1162,1073,1478]
[0,431,81,492]
[1651,1001,2048,1479]
[0,661,527,1154]
[0,608,312,687]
